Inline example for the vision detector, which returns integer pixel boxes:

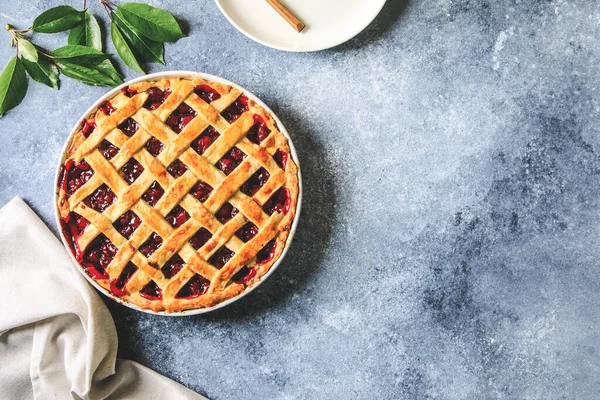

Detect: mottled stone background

[1,0,600,398]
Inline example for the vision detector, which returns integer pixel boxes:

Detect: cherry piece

[208,247,234,269]
[98,101,116,116]
[232,266,257,284]
[176,274,210,299]
[140,280,162,300]
[139,232,163,257]
[215,203,239,224]
[246,115,271,144]
[120,158,144,184]
[256,239,277,265]
[84,184,116,212]
[188,227,212,250]
[142,181,164,206]
[216,147,246,175]
[117,118,140,137]
[60,212,89,262]
[189,181,213,202]
[166,102,197,134]
[167,159,188,178]
[145,137,164,156]
[162,254,185,278]
[273,149,288,169]
[121,86,138,98]
[81,120,96,138]
[165,205,190,228]
[221,95,249,123]
[109,262,138,297]
[194,84,221,103]
[82,233,117,279]
[190,126,220,155]
[263,187,291,215]
[240,168,270,196]
[113,210,142,239]
[99,140,119,160]
[235,222,259,242]
[143,87,171,110]
[61,159,95,196]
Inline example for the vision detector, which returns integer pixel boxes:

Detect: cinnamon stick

[265,0,305,32]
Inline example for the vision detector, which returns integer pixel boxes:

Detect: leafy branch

[0,1,184,116]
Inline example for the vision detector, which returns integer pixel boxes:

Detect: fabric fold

[0,197,205,400]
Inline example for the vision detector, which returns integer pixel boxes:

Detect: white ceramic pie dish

[215,0,387,52]
[54,71,302,316]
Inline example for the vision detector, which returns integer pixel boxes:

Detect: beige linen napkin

[0,197,206,400]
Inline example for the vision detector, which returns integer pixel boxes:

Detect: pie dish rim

[53,70,303,316]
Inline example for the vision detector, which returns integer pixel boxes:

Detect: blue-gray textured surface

[1,0,600,398]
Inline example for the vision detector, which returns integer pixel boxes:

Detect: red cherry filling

[166,102,197,134]
[140,280,162,300]
[142,181,164,206]
[60,159,95,196]
[235,222,259,242]
[165,205,190,228]
[194,84,221,103]
[263,187,291,215]
[215,202,239,224]
[84,184,116,212]
[99,140,119,160]
[143,87,171,110]
[189,181,213,202]
[109,262,138,297]
[81,120,96,137]
[176,274,210,299]
[273,149,288,169]
[120,158,144,184]
[256,239,277,265]
[139,232,163,257]
[246,115,271,144]
[190,126,220,155]
[167,159,188,178]
[145,137,164,156]
[98,101,115,116]
[60,212,89,261]
[121,86,138,98]
[82,233,117,279]
[232,266,257,284]
[221,95,249,123]
[162,254,185,278]
[188,227,212,250]
[113,210,141,239]
[208,247,234,269]
[117,117,139,137]
[240,168,270,196]
[216,147,246,175]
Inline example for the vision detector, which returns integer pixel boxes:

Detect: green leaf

[68,11,102,51]
[22,56,59,89]
[18,38,38,62]
[113,9,164,64]
[111,22,144,73]
[117,3,184,42]
[51,45,111,66]
[32,6,83,33]
[58,60,123,87]
[0,57,28,116]
[96,60,123,86]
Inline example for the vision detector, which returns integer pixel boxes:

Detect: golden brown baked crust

[56,76,299,313]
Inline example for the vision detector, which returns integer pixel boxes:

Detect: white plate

[54,71,302,316]
[215,0,387,52]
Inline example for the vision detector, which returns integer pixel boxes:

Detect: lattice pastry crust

[56,76,299,313]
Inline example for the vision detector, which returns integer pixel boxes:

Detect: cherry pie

[56,76,299,313]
